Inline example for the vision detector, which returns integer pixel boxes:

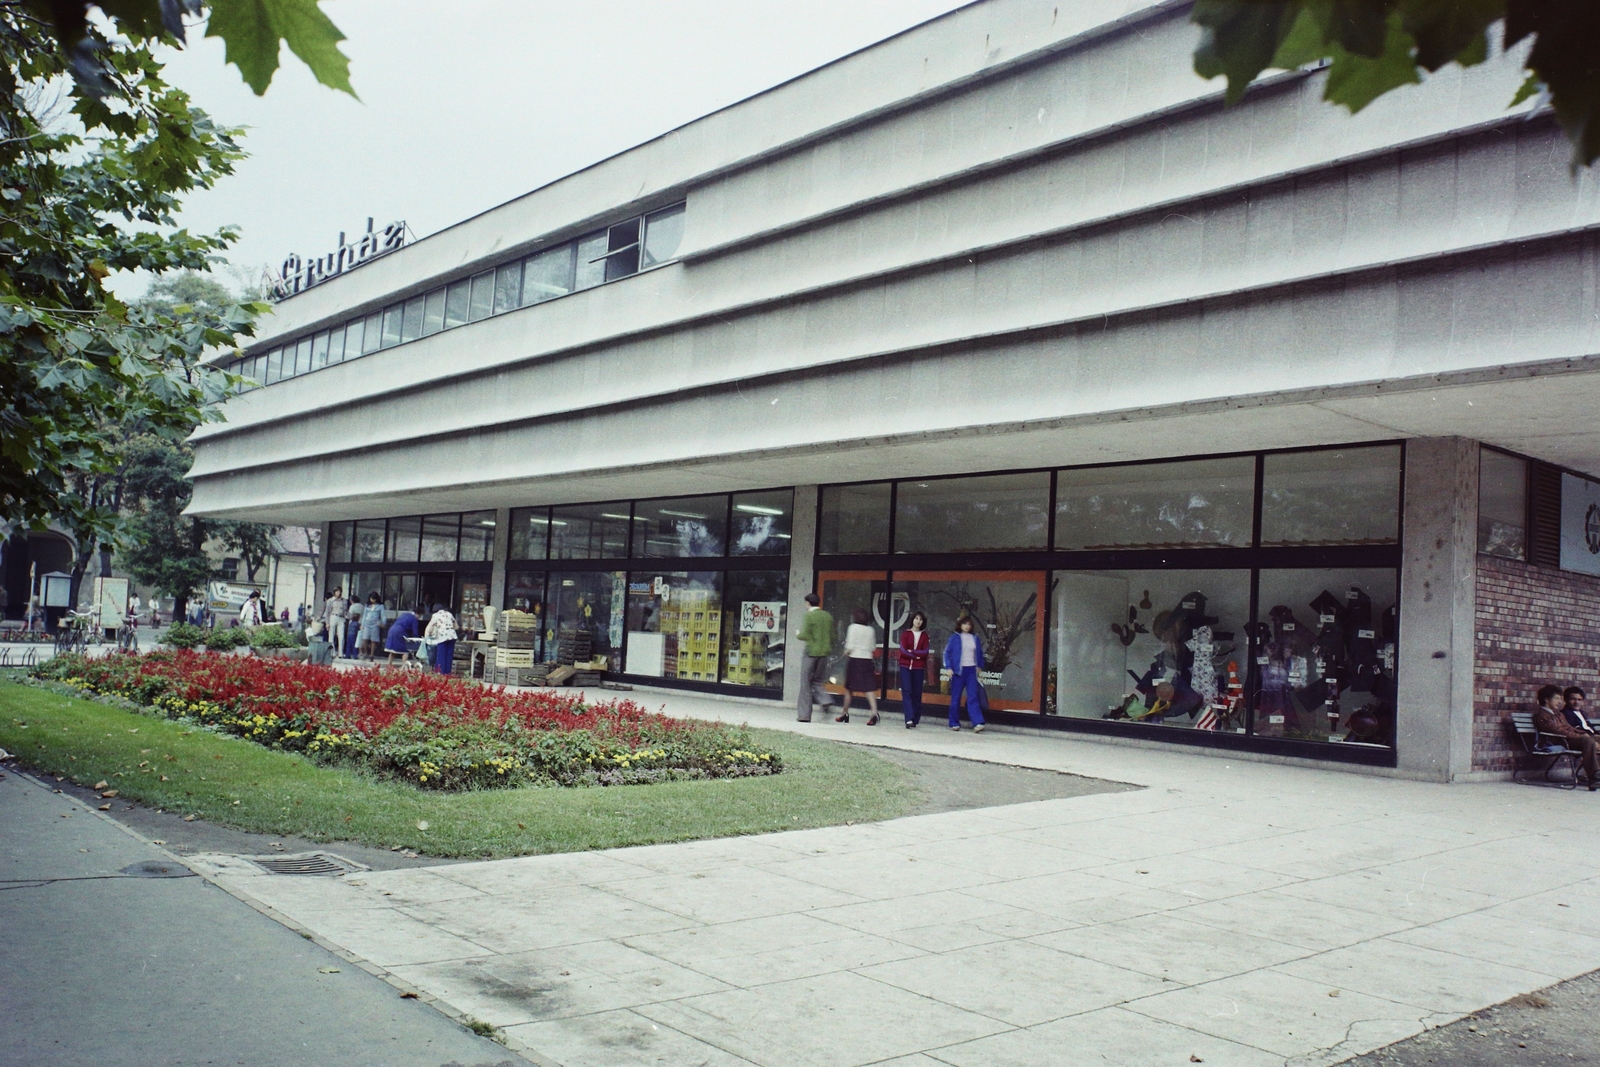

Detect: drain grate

[243,851,368,877]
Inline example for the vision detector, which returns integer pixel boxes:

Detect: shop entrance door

[816,571,889,709]
[419,571,455,616]
[888,571,1046,714]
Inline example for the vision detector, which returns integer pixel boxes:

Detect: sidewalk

[183,688,1600,1067]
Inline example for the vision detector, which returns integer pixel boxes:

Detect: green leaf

[203,0,354,98]
[1322,12,1422,113]
[1508,0,1600,166]
[1510,72,1543,107]
[1398,0,1500,70]
[1193,0,1306,103]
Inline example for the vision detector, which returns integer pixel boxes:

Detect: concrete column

[489,507,510,610]
[1395,437,1479,781]
[783,486,819,706]
[314,521,330,614]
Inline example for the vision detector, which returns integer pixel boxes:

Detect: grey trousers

[797,653,833,720]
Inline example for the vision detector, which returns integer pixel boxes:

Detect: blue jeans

[433,639,456,675]
[899,665,924,724]
[948,666,986,727]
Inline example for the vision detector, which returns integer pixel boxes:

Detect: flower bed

[32,651,779,790]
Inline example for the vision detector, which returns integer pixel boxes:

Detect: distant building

[187,0,1600,781]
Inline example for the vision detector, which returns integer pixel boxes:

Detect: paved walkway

[186,689,1600,1067]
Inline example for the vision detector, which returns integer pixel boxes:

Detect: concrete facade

[188,0,1600,778]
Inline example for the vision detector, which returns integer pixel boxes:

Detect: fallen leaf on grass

[98,804,110,811]
[160,775,169,781]
[416,820,429,831]
[93,781,107,790]
[182,815,195,822]
[100,790,117,798]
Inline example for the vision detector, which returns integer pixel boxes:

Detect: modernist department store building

[189,0,1600,782]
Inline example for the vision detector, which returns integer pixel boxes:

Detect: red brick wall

[1474,555,1600,772]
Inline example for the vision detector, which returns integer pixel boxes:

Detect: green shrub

[162,622,204,649]
[203,626,247,651]
[250,624,298,649]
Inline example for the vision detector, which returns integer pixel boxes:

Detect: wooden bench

[1509,711,1584,788]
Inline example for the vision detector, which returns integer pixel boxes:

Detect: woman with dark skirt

[898,611,930,728]
[839,607,881,725]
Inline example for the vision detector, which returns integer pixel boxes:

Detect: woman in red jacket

[897,611,930,728]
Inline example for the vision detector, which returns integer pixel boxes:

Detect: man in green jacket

[796,592,835,722]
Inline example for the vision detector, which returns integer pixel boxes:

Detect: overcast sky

[134,0,972,298]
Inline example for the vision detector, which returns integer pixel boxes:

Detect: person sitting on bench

[1562,687,1596,735]
[1534,683,1598,792]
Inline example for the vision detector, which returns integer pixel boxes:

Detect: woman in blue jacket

[942,615,987,733]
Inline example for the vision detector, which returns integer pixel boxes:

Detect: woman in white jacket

[838,607,881,725]
[424,602,459,675]
[237,590,264,629]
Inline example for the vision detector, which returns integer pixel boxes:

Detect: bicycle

[117,620,139,653]
[54,609,97,655]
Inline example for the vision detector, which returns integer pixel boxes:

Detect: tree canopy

[1193,1,1600,165]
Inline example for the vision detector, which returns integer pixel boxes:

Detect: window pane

[265,348,284,383]
[380,305,402,348]
[550,503,630,559]
[730,489,794,555]
[508,507,550,560]
[353,519,386,563]
[896,572,1045,711]
[522,245,574,305]
[345,317,365,357]
[547,571,625,670]
[309,331,330,371]
[420,514,460,562]
[422,289,445,336]
[633,496,727,558]
[625,571,723,681]
[400,296,424,342]
[327,521,353,564]
[895,472,1049,553]
[443,281,470,328]
[575,231,607,291]
[468,271,494,321]
[325,570,349,604]
[605,217,641,282]
[459,510,496,562]
[1254,569,1398,746]
[386,516,421,563]
[293,337,312,375]
[1479,450,1527,559]
[493,263,523,314]
[642,204,685,267]
[818,483,891,554]
[721,569,786,689]
[327,325,346,365]
[1260,446,1401,546]
[1048,568,1250,728]
[1055,457,1256,550]
[362,312,382,353]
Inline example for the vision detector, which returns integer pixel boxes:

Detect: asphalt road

[0,764,515,1067]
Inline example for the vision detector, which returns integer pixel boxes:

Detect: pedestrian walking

[345,597,363,658]
[942,615,987,733]
[425,602,458,675]
[323,586,350,658]
[796,592,835,721]
[839,607,881,725]
[358,592,386,659]
[237,589,265,629]
[898,611,930,728]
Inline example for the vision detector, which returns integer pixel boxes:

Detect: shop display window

[457,577,490,636]
[459,511,496,562]
[624,571,724,681]
[509,507,551,560]
[720,570,787,689]
[353,520,386,563]
[1478,449,1528,559]
[633,496,726,558]
[550,503,630,559]
[1055,457,1255,551]
[818,483,891,554]
[505,572,546,660]
[546,571,625,670]
[895,472,1049,554]
[350,571,383,611]
[327,522,353,564]
[1253,569,1397,747]
[730,490,793,556]
[420,514,460,562]
[1048,569,1250,730]
[1260,445,1400,547]
[817,573,885,701]
[894,572,1045,710]
[382,573,420,617]
[386,516,421,563]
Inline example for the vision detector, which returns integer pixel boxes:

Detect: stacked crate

[663,590,722,683]
[556,627,592,666]
[724,633,766,686]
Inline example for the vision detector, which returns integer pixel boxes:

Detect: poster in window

[740,601,785,634]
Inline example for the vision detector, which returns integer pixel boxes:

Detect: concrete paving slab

[181,688,1600,1066]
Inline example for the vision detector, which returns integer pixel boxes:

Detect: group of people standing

[320,587,458,674]
[796,594,988,732]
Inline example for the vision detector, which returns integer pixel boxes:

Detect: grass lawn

[0,678,924,858]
